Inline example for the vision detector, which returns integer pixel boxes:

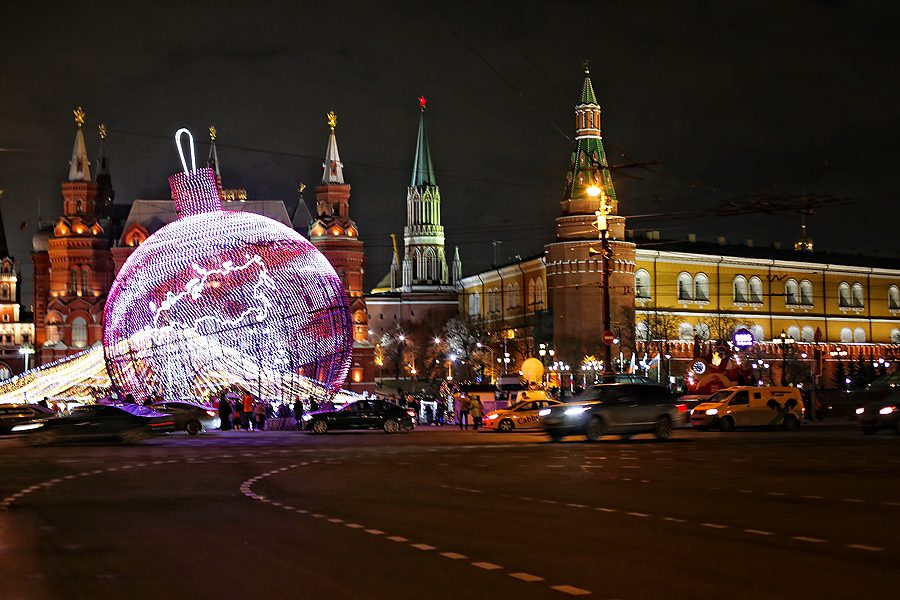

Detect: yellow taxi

[484,394,562,432]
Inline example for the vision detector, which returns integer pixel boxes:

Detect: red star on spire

[418,95,427,109]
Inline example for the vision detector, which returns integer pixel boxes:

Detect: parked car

[0,403,56,434]
[690,387,802,431]
[856,393,900,435]
[12,404,175,444]
[540,383,685,442]
[302,399,415,434]
[149,400,220,435]
[485,398,563,432]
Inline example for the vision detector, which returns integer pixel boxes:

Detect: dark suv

[540,383,685,442]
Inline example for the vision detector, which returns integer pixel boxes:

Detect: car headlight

[486,414,499,420]
[855,407,865,415]
[12,422,45,432]
[879,406,898,415]
[301,414,313,421]
[538,408,551,416]
[705,408,719,416]
[565,406,589,416]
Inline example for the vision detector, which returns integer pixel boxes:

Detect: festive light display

[103,133,352,404]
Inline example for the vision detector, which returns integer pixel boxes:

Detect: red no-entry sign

[602,330,615,345]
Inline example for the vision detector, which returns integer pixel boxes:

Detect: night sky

[2,1,898,306]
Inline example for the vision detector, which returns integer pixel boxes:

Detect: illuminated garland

[103,166,352,404]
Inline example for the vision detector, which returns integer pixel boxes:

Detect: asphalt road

[0,424,897,600]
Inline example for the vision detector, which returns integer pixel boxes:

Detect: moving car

[0,403,56,434]
[690,387,802,431]
[485,397,562,432]
[149,400,220,435]
[302,399,415,434]
[540,383,684,442]
[856,393,900,435]
[12,404,175,444]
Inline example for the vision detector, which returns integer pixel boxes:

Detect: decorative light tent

[103,130,352,404]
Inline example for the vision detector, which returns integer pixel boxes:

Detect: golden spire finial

[299,183,306,193]
[327,111,337,131]
[74,107,85,127]
[99,124,107,139]
[209,126,217,141]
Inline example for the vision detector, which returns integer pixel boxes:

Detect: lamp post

[775,330,795,386]
[19,345,35,373]
[587,180,613,379]
[476,342,494,384]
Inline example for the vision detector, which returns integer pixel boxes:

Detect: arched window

[677,272,692,301]
[635,269,651,299]
[785,279,798,305]
[892,328,900,344]
[468,293,480,317]
[787,326,801,340]
[679,322,694,341]
[513,282,521,308]
[71,269,78,294]
[750,324,765,342]
[838,282,851,307]
[852,283,864,308]
[81,269,89,294]
[636,321,651,341]
[534,278,544,309]
[840,327,852,343]
[0,285,8,300]
[800,280,813,305]
[889,285,900,310]
[801,326,815,342]
[694,273,709,302]
[733,276,748,303]
[489,287,500,313]
[71,317,87,348]
[423,248,436,281]
[506,284,514,310]
[76,200,83,214]
[853,327,866,343]
[696,322,710,341]
[527,279,536,309]
[749,277,762,303]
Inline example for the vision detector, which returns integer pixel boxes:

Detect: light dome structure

[103,153,352,404]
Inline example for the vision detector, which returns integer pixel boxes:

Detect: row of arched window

[408,248,441,282]
[70,268,90,295]
[45,315,88,348]
[636,321,891,344]
[467,278,545,317]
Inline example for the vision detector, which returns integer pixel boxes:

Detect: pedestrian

[308,396,319,412]
[435,399,446,426]
[458,395,471,430]
[242,392,254,430]
[38,397,49,409]
[469,396,484,430]
[218,392,232,431]
[254,401,267,432]
[411,397,421,424]
[292,397,304,428]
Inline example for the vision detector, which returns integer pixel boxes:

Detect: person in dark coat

[218,392,232,431]
[435,400,446,426]
[293,397,304,429]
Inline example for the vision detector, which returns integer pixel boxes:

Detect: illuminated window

[749,277,762,303]
[785,279,798,305]
[82,269,89,294]
[679,322,694,341]
[677,272,692,301]
[750,324,765,342]
[694,273,709,302]
[787,326,801,340]
[801,326,815,342]
[71,269,78,294]
[696,322,710,341]
[468,293,480,317]
[71,317,87,348]
[636,321,650,341]
[733,276,748,303]
[892,328,900,344]
[852,283,864,308]
[889,285,899,309]
[800,280,813,305]
[838,282,851,307]
[534,278,544,309]
[635,269,650,299]
[840,327,852,343]
[854,327,866,343]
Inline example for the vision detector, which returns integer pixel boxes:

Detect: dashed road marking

[627,512,649,518]
[472,561,502,570]
[847,544,883,552]
[510,572,544,582]
[440,552,467,560]
[411,543,436,550]
[792,536,826,543]
[744,529,774,535]
[552,584,592,595]
[702,523,728,529]
[387,536,408,542]
[365,529,384,535]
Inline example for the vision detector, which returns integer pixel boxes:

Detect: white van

[690,386,802,431]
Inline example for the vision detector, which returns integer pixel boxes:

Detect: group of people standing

[217,391,268,431]
[456,395,484,430]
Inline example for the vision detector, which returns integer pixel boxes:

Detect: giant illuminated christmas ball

[103,166,352,404]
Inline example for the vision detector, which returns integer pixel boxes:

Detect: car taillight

[675,403,688,413]
[406,410,416,417]
[151,421,174,428]
[205,410,217,417]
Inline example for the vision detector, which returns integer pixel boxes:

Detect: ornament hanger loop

[174,128,197,174]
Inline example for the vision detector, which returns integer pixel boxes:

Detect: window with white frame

[733,276,748,303]
[636,321,651,341]
[506,284,514,310]
[71,317,87,348]
[889,285,900,310]
[787,325,800,340]
[801,326,815,342]
[694,273,709,302]
[696,322,710,341]
[677,272,692,301]
[513,282,521,308]
[635,269,651,299]
[750,324,764,342]
[892,328,900,344]
[785,279,798,305]
[838,282,851,307]
[800,280,813,305]
[852,283,864,308]
[853,327,866,343]
[840,327,852,343]
[468,293,480,317]
[678,322,695,341]
[749,276,762,303]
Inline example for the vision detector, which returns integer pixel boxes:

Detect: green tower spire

[411,96,436,187]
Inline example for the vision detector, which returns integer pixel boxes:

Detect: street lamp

[587,181,614,379]
[775,330,795,386]
[19,345,35,373]
[476,342,495,383]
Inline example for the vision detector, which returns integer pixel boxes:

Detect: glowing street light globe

[103,166,352,404]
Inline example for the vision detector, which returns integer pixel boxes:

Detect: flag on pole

[627,353,637,374]
[648,353,661,368]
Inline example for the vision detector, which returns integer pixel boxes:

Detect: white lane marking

[792,536,826,543]
[847,544,883,551]
[510,572,544,582]
[627,512,649,518]
[440,552,467,560]
[387,536,408,542]
[702,523,728,529]
[744,529,774,535]
[345,523,364,529]
[663,517,687,523]
[567,503,587,508]
[552,584,592,595]
[596,508,617,513]
[365,529,384,535]
[327,518,344,523]
[411,543,436,550]
[472,562,502,570]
